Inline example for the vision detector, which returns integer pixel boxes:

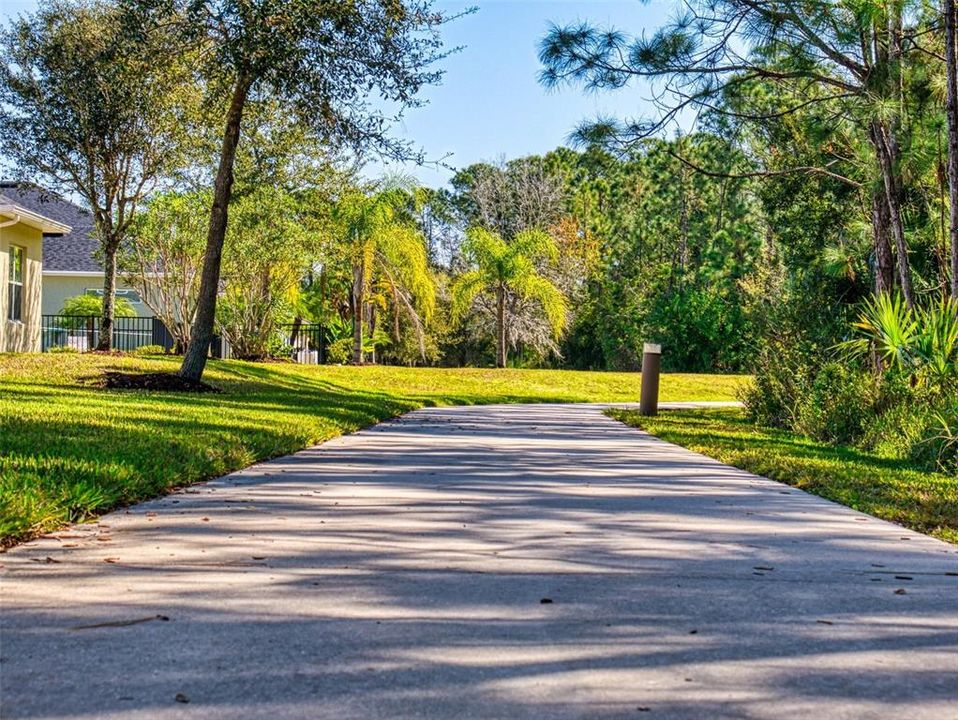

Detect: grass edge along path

[0,353,747,546]
[608,407,958,546]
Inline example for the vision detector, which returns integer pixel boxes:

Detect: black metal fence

[41,315,171,353]
[279,322,328,365]
[41,315,326,364]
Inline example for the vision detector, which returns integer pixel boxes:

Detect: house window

[7,245,24,322]
[85,288,143,304]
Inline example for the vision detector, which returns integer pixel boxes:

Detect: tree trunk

[320,265,328,314]
[289,316,303,348]
[495,284,507,368]
[178,71,252,381]
[96,243,119,351]
[872,190,895,295]
[872,120,916,307]
[946,0,958,298]
[352,260,364,365]
[393,288,401,343]
[368,302,377,364]
[678,163,689,288]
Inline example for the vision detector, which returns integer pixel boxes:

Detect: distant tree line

[540,0,958,471]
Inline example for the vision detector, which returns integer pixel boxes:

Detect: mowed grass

[608,408,958,545]
[0,353,746,544]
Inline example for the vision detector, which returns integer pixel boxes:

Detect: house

[0,183,153,319]
[0,189,71,352]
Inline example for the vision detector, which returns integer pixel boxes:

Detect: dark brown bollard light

[639,343,662,416]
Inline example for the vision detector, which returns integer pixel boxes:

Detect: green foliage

[840,293,958,391]
[860,390,947,469]
[326,338,353,365]
[123,189,210,348]
[452,227,568,366]
[216,188,311,360]
[794,362,874,445]
[0,353,745,544]
[916,299,958,386]
[60,294,136,320]
[332,183,436,364]
[747,291,958,474]
[0,0,191,348]
[645,288,754,372]
[922,405,958,474]
[159,0,458,380]
[325,321,390,365]
[536,0,956,388]
[839,293,920,372]
[541,137,762,371]
[609,408,958,546]
[387,329,442,367]
[131,344,168,357]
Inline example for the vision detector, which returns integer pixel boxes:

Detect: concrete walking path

[2,403,957,719]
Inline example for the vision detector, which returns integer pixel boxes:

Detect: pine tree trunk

[872,190,895,295]
[495,284,507,368]
[872,120,916,307]
[352,260,364,365]
[946,0,958,298]
[179,71,252,382]
[96,242,118,351]
[678,164,689,288]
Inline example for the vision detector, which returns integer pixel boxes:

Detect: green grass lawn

[0,353,746,545]
[608,407,958,545]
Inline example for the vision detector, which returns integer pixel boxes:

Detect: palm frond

[450,270,486,322]
[840,293,918,371]
[512,274,568,337]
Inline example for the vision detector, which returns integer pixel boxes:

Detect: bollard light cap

[643,343,662,355]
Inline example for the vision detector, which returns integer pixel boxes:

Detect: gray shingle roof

[0,182,101,273]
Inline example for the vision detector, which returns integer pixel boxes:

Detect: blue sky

[1,0,675,188]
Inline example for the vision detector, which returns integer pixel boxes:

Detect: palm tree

[452,227,567,368]
[334,185,434,364]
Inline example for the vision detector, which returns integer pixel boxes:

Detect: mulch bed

[100,371,220,393]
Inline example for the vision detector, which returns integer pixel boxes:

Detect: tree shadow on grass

[1,359,637,545]
[615,409,958,543]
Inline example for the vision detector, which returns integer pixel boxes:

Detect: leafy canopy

[146,0,457,160]
[60,294,136,318]
[452,227,568,339]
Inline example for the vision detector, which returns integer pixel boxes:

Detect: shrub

[326,337,352,364]
[265,333,293,360]
[861,390,958,472]
[131,344,167,357]
[646,287,755,372]
[741,335,815,428]
[60,293,136,318]
[922,401,958,473]
[794,362,873,445]
[839,293,958,393]
[384,329,442,366]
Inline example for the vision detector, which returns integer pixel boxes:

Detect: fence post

[639,343,662,416]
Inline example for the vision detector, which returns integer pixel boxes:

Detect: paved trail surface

[2,404,957,719]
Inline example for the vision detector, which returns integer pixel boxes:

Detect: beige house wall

[1,222,44,353]
[42,273,154,318]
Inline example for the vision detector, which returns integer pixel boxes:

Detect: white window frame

[7,245,24,323]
